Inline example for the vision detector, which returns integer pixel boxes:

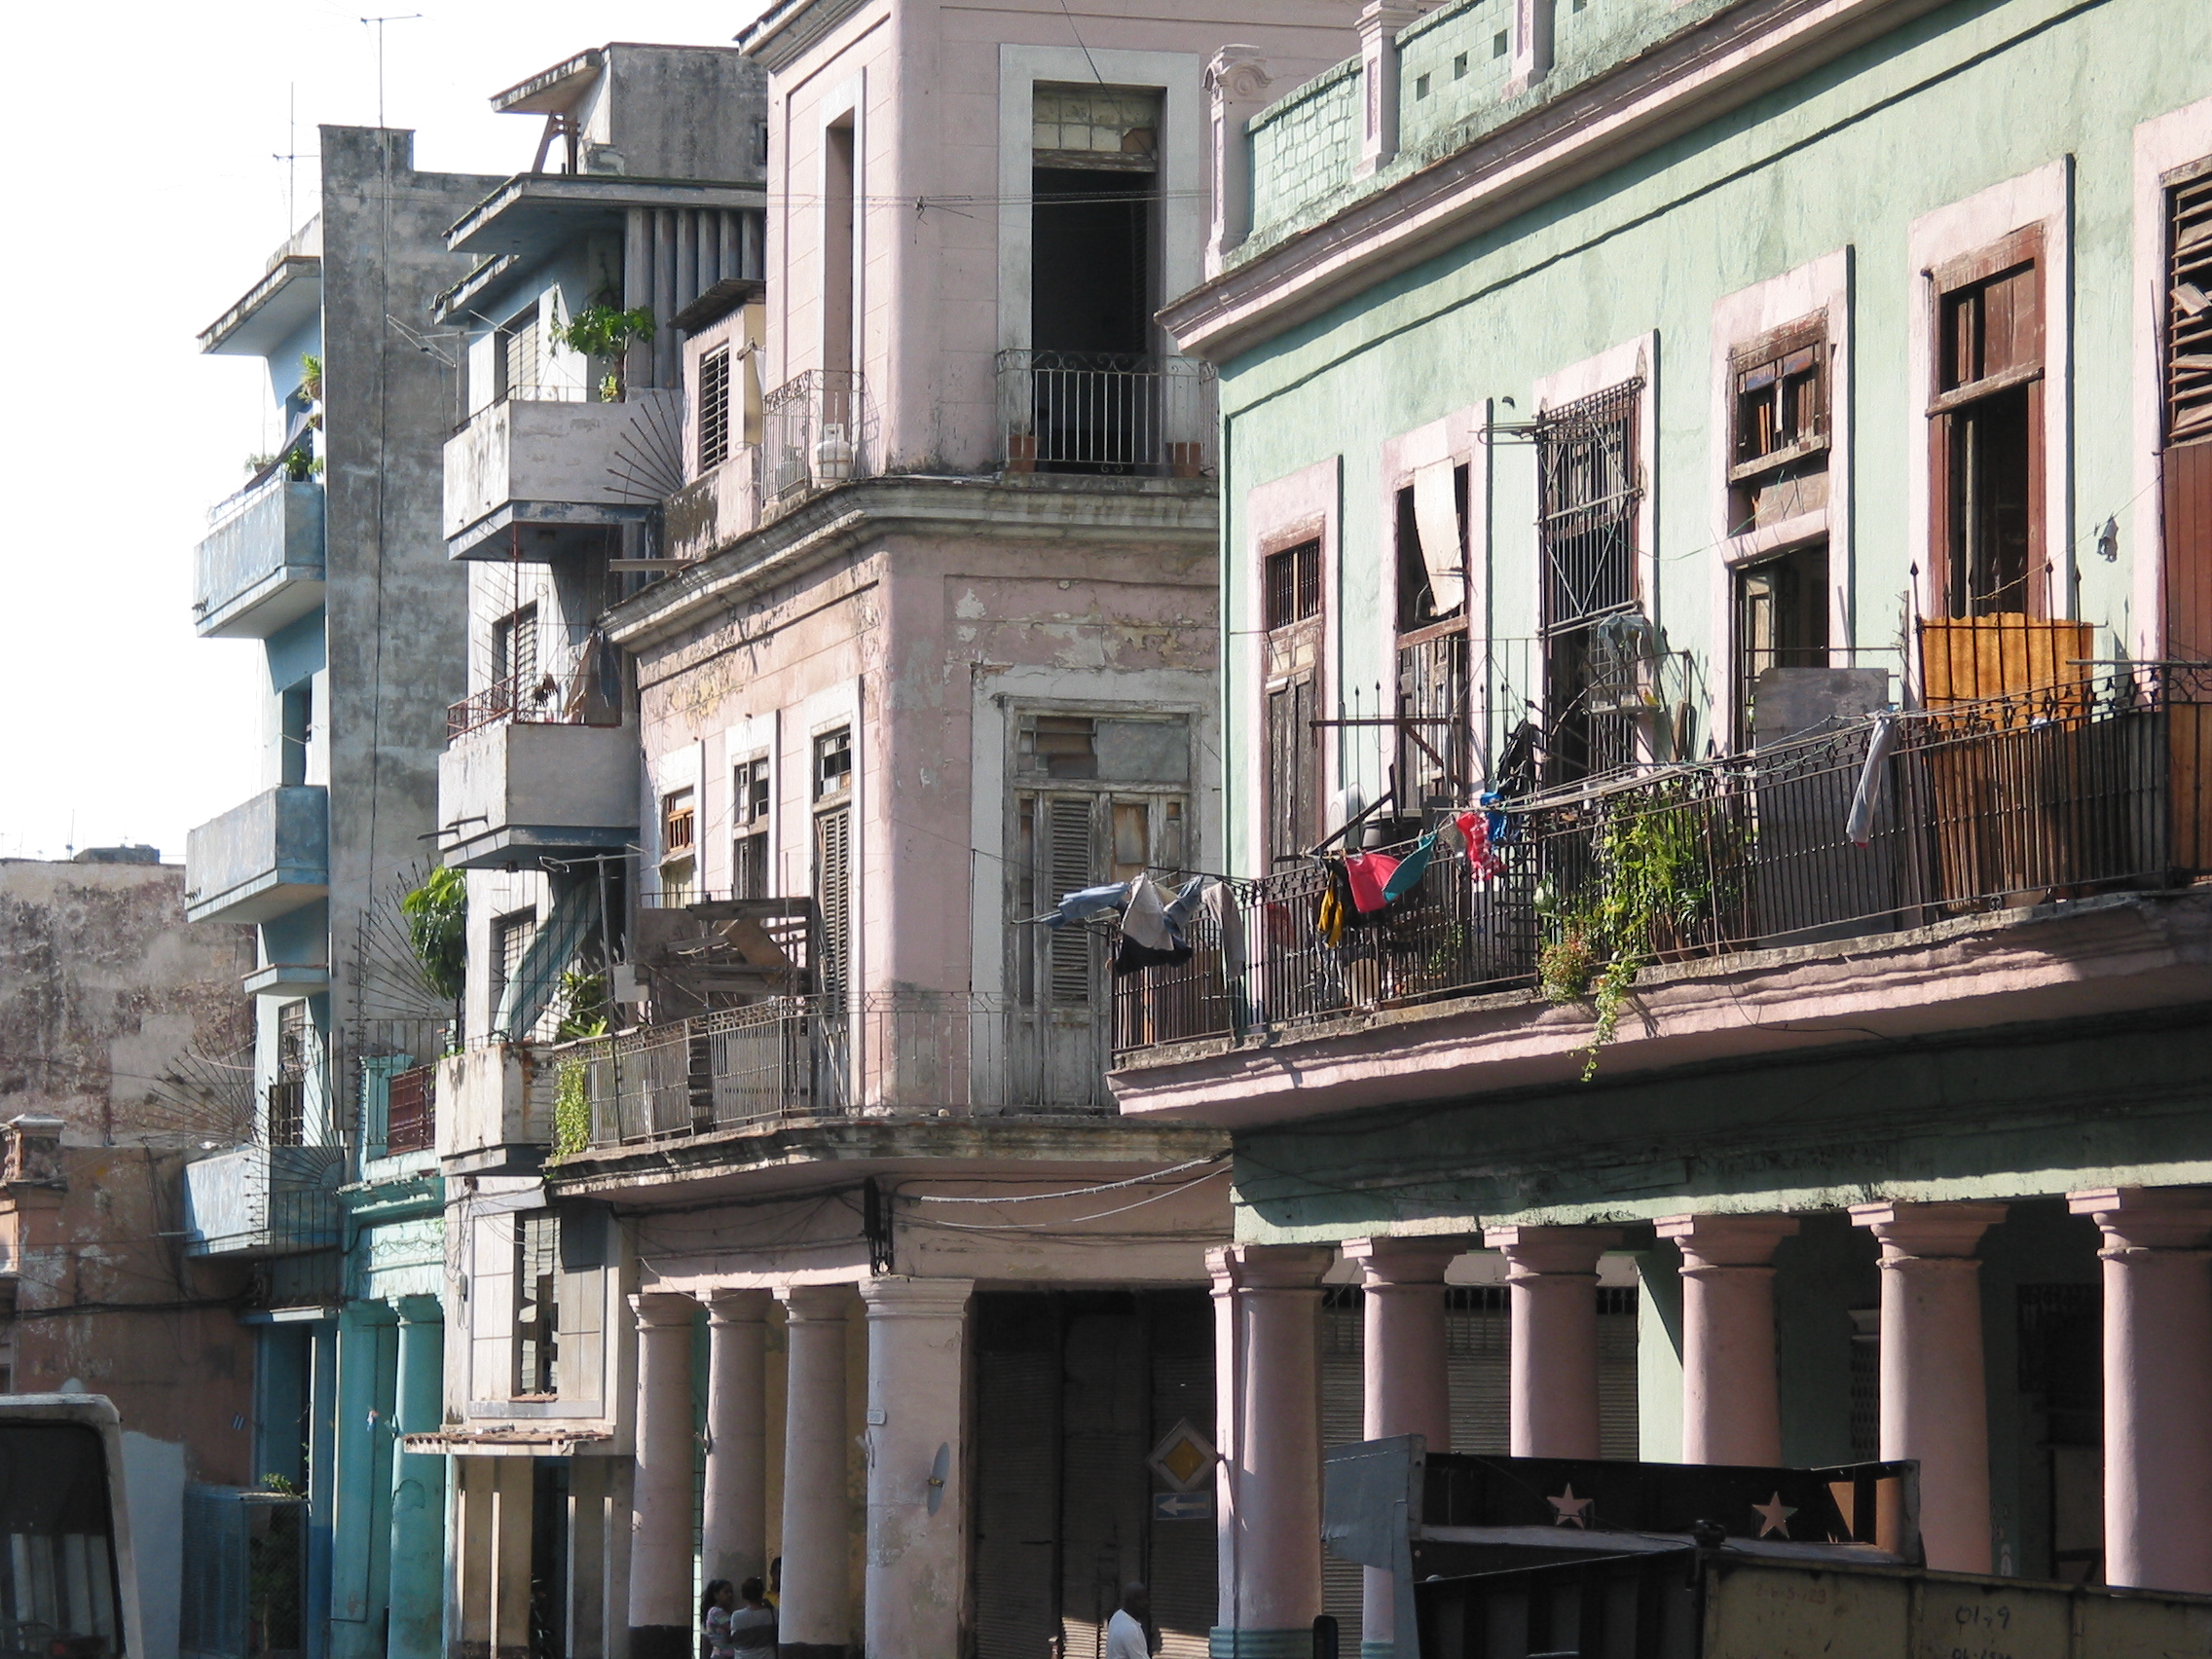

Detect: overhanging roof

[200,255,321,358]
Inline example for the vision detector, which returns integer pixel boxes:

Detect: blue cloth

[1480,789,1520,845]
[1382,832,1436,902]
[1047,881,1130,928]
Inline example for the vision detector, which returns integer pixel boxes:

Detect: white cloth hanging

[1413,458,1465,612]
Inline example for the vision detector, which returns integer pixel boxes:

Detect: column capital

[777,1282,855,1322]
[1357,0,1429,40]
[705,1288,774,1325]
[2069,1187,2212,1251]
[393,1294,445,1325]
[858,1275,975,1319]
[1851,1200,2006,1260]
[1204,43,1272,101]
[631,1291,698,1330]
[1484,1225,1621,1278]
[1655,1213,1798,1271]
[1214,1243,1334,1291]
[1343,1235,1467,1287]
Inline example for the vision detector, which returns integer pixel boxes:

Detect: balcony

[443,390,682,559]
[181,1144,346,1257]
[760,370,873,510]
[434,1043,560,1168]
[997,351,1215,478]
[193,477,325,639]
[663,450,761,564]
[566,992,1111,1151]
[438,640,633,867]
[184,786,329,924]
[1112,669,2212,1117]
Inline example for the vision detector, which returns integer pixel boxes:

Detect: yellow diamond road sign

[1148,1419,1217,1493]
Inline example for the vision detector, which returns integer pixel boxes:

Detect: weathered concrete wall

[0,860,253,1146]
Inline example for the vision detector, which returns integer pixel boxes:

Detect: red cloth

[1342,851,1400,913]
[1456,811,1503,880]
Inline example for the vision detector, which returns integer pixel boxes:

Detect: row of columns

[627,1278,975,1659]
[1211,1190,2212,1651]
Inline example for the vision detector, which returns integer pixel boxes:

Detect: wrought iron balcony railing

[447,631,621,741]
[997,350,1215,478]
[558,991,1111,1151]
[1115,668,2212,1057]
[760,369,872,504]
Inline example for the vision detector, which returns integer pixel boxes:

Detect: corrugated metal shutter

[1598,1286,1641,1460]
[1319,1290,1366,1649]
[1059,1309,1149,1659]
[974,1302,1063,1659]
[1146,1292,1215,1659]
[1447,1286,1511,1455]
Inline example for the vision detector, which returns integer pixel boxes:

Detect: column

[859,1278,975,1659]
[331,1304,398,1659]
[1507,0,1558,94]
[307,1319,340,1659]
[1355,2,1428,176]
[1203,48,1273,276]
[626,1293,698,1659]
[387,1299,446,1659]
[1210,1244,1333,1658]
[1654,1214,1797,1466]
[2068,1187,2212,1593]
[491,1458,533,1659]
[777,1285,853,1659]
[1484,1226,1621,1457]
[1343,1237,1460,1659]
[1851,1200,2005,1572]
[702,1291,771,1591]
[452,1459,496,1659]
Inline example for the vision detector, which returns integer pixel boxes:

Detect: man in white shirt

[1105,1582,1152,1659]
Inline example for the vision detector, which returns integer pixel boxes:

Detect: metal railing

[761,369,871,503]
[1115,668,2212,1056]
[447,631,621,741]
[567,992,1111,1149]
[997,350,1215,477]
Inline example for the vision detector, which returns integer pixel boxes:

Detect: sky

[0,1,769,863]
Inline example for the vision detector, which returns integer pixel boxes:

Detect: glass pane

[0,1423,120,1657]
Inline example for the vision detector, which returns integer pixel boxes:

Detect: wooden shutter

[1045,796,1097,1006]
[814,805,852,1000]
[2168,169,2212,443]
[1266,674,1316,864]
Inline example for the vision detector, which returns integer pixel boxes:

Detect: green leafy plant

[553,1059,592,1158]
[299,352,323,404]
[553,969,609,1042]
[552,304,656,400]
[400,866,467,1003]
[259,1472,305,1497]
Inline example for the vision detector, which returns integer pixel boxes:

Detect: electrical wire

[898,1165,1231,1232]
[907,1151,1228,1202]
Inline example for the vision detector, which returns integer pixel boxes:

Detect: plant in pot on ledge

[552,302,656,402]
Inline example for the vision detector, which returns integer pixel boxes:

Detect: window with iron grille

[497,303,543,403]
[1536,381,1642,782]
[493,604,538,687]
[1262,538,1324,865]
[1931,229,2044,618]
[732,757,771,901]
[1395,470,1472,801]
[813,730,854,1000]
[698,344,733,472]
[1011,713,1189,1008]
[491,909,535,1014]
[513,1210,560,1397]
[269,1001,312,1148]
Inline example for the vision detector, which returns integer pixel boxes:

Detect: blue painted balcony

[181,1143,346,1258]
[193,477,325,640]
[184,786,329,924]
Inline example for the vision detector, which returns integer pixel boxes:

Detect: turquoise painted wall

[1213,0,2212,874]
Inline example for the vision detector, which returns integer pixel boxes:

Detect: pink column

[1851,1200,2006,1573]
[1344,1236,1461,1651]
[701,1290,770,1590]
[776,1285,852,1659]
[1484,1226,1621,1457]
[1655,1214,1797,1466]
[2068,1187,2212,1593]
[625,1293,697,1659]
[858,1277,974,1659]
[1209,1243,1333,1650]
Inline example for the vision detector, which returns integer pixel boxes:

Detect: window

[824,121,857,378]
[813,730,854,1000]
[1734,544,1830,746]
[698,344,732,473]
[1454,53,1468,78]
[1012,713,1190,1009]
[269,1001,312,1147]
[1492,30,1508,57]
[1395,466,1472,801]
[492,604,538,689]
[1415,74,1430,100]
[1262,538,1324,866]
[1536,381,1642,782]
[1730,320,1829,535]
[496,303,543,403]
[1930,228,2045,617]
[279,682,312,789]
[659,790,696,903]
[2162,163,2212,664]
[491,909,536,1015]
[513,1211,559,1397]
[732,757,771,900]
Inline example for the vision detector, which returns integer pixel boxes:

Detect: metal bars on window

[1536,380,1642,628]
[698,345,732,472]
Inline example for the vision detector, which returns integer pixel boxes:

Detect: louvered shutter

[815,805,852,1000]
[1046,796,1097,1006]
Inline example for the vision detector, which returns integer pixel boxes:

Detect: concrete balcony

[434,1043,557,1172]
[437,719,635,869]
[181,1144,346,1257]
[443,391,681,559]
[662,450,760,565]
[184,786,328,924]
[193,478,325,639]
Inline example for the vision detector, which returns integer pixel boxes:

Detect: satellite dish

[926,1442,951,1515]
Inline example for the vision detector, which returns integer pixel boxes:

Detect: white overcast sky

[0,1,768,862]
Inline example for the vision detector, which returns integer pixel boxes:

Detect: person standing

[727,1577,777,1654]
[700,1581,737,1659]
[1105,1583,1152,1659]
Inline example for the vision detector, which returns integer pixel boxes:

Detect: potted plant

[552,302,656,401]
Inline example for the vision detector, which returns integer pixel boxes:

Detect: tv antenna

[360,14,424,129]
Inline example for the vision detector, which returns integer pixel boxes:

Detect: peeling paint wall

[0,859,254,1146]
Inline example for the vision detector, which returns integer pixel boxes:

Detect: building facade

[1103,0,2212,1651]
